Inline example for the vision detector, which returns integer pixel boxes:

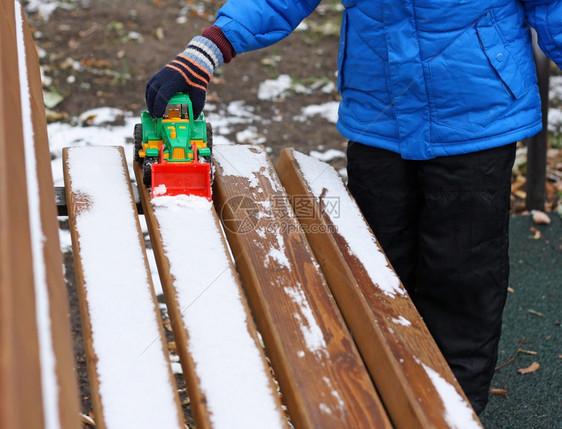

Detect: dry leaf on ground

[490,388,508,397]
[532,210,551,225]
[80,413,95,426]
[530,227,542,239]
[517,361,540,374]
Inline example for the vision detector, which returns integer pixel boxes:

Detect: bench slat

[134,162,287,429]
[1,3,81,428]
[64,146,184,429]
[1,2,45,427]
[212,144,391,428]
[276,148,483,429]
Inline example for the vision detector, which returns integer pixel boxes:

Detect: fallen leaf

[80,413,95,426]
[529,227,542,239]
[43,90,64,109]
[79,23,100,38]
[163,319,172,332]
[519,349,537,356]
[527,309,544,317]
[45,109,68,122]
[68,38,80,50]
[545,181,556,199]
[490,388,508,397]
[508,287,515,293]
[517,361,540,374]
[58,57,76,70]
[81,58,112,68]
[154,27,164,40]
[511,176,526,193]
[532,210,551,225]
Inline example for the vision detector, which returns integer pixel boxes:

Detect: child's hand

[145,36,223,118]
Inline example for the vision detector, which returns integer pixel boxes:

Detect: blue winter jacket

[214,1,562,160]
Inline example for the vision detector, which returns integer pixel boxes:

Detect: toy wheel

[133,123,143,163]
[143,157,157,188]
[206,122,213,149]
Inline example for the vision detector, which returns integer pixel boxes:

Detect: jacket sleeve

[521,0,562,67]
[213,0,321,54]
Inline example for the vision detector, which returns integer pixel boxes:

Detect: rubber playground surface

[480,213,561,429]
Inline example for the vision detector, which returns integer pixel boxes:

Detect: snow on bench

[63,146,184,429]
[276,148,483,429]
[212,144,391,428]
[0,3,80,428]
[133,163,287,429]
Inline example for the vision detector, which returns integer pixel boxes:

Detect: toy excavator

[134,93,212,200]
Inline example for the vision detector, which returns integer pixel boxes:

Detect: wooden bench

[277,149,482,428]
[1,3,80,428]
[2,3,484,428]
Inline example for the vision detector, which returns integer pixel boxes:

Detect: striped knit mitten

[145,35,224,118]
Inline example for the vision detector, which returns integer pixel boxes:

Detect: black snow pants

[346,141,516,415]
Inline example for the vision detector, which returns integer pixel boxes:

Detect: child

[146,0,562,414]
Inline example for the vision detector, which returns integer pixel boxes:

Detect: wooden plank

[64,146,184,429]
[18,3,82,428]
[276,148,483,429]
[0,1,45,428]
[212,144,391,428]
[134,162,288,429]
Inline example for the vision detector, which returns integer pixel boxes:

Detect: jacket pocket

[428,12,530,134]
[476,14,530,99]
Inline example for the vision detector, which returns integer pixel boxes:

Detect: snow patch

[152,194,285,428]
[418,360,480,429]
[16,3,60,428]
[295,101,340,124]
[79,107,125,126]
[309,148,345,163]
[266,246,291,269]
[213,144,282,193]
[65,146,182,429]
[47,114,138,185]
[548,108,562,133]
[236,127,266,145]
[24,0,71,21]
[549,75,562,101]
[258,74,293,100]
[284,286,327,357]
[58,227,73,252]
[152,184,167,197]
[391,316,411,326]
[293,151,403,298]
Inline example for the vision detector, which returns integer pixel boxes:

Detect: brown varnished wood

[212,145,391,428]
[134,161,288,429]
[64,147,184,429]
[276,148,483,428]
[21,5,82,427]
[0,2,45,428]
